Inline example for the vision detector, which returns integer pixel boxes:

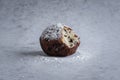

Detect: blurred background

[0,0,120,80]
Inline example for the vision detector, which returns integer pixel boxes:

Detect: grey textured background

[0,0,120,80]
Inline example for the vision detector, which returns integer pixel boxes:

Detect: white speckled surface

[0,0,120,80]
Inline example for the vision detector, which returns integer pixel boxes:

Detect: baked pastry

[40,23,80,57]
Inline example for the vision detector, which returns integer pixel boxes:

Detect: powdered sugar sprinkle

[41,23,64,40]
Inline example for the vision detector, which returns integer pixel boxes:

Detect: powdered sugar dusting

[28,50,91,64]
[41,23,64,40]
[56,23,64,28]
